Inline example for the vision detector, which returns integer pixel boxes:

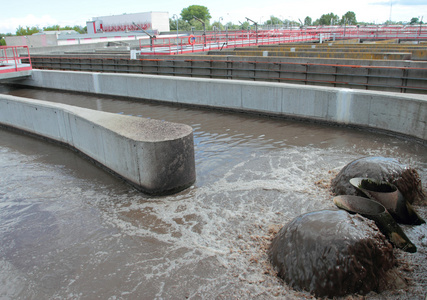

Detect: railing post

[5,46,9,62]
[12,47,18,71]
[26,46,32,69]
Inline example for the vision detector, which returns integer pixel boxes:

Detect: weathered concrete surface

[209,50,413,60]
[16,70,427,142]
[0,68,32,80]
[0,94,196,195]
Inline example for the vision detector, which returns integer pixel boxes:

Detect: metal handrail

[138,30,320,55]
[0,45,32,74]
[136,26,427,55]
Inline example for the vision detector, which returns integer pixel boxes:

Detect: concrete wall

[209,50,413,60]
[6,34,59,47]
[29,54,427,94]
[0,94,196,195]
[17,70,427,142]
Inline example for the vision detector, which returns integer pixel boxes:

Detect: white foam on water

[88,145,420,298]
[2,134,426,299]
[0,259,27,298]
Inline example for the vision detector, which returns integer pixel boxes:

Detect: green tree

[211,21,224,30]
[42,25,86,34]
[225,22,240,30]
[43,25,61,31]
[341,11,357,25]
[190,19,207,30]
[0,34,8,45]
[265,16,282,26]
[0,33,11,45]
[180,5,211,23]
[74,26,87,34]
[304,16,312,26]
[410,17,423,24]
[169,18,177,30]
[239,21,250,30]
[169,18,194,31]
[314,13,340,26]
[282,19,299,27]
[410,17,419,24]
[16,26,41,36]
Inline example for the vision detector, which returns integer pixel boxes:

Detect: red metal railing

[139,30,321,55]
[139,26,427,55]
[324,25,427,41]
[0,45,32,74]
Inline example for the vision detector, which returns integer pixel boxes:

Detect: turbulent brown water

[0,86,426,299]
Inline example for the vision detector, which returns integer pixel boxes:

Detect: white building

[87,12,169,34]
[5,12,170,48]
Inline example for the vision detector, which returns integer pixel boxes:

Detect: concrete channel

[1,64,425,195]
[10,69,427,143]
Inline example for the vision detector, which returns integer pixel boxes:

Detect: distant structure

[5,30,83,48]
[5,11,170,48]
[87,12,169,34]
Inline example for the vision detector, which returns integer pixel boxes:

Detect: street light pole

[173,14,179,53]
[218,17,223,45]
[245,17,258,44]
[132,22,156,51]
[219,17,223,30]
[193,16,206,46]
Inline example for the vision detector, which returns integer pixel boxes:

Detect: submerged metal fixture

[333,195,417,253]
[350,178,425,225]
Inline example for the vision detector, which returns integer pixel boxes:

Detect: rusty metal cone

[349,177,425,225]
[333,195,417,253]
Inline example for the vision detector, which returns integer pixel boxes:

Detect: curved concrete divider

[0,95,196,195]
[17,70,427,143]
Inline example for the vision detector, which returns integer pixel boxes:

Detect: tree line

[169,5,423,31]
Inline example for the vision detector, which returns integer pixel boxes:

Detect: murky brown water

[1,86,426,299]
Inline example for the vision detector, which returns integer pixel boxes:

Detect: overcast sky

[1,0,426,34]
